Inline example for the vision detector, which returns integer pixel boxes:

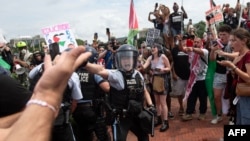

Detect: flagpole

[237,0,245,28]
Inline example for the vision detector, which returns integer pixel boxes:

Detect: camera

[206,13,214,21]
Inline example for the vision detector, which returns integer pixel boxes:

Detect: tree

[194,21,206,38]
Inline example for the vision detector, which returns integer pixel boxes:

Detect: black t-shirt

[169,12,183,30]
[153,19,164,32]
[215,44,229,74]
[171,46,190,80]
[223,13,238,29]
[0,74,32,117]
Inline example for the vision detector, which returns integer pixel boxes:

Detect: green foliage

[137,37,146,48]
[76,39,85,45]
[194,21,206,38]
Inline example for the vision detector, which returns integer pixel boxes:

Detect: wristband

[26,99,58,114]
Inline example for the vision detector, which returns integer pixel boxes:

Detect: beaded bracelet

[26,99,57,113]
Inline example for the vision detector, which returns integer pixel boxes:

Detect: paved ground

[126,97,228,141]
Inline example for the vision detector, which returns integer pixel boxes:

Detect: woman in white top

[141,43,171,132]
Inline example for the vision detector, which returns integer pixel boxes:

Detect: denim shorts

[213,73,227,89]
[171,27,182,37]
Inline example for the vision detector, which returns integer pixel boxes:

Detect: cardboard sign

[205,5,224,24]
[146,28,160,46]
[41,23,78,52]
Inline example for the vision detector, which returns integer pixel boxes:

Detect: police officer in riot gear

[73,45,111,141]
[84,44,155,141]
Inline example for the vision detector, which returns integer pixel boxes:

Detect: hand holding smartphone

[155,68,161,72]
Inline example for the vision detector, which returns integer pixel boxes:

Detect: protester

[209,25,238,124]
[0,42,13,72]
[223,7,238,29]
[141,43,171,132]
[97,46,106,67]
[169,2,188,44]
[178,36,209,121]
[0,46,91,141]
[30,51,45,69]
[13,41,33,87]
[171,35,190,116]
[217,28,250,125]
[98,37,118,69]
[137,42,154,105]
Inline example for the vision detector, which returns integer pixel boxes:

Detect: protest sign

[41,22,78,52]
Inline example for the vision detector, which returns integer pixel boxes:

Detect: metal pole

[238,0,245,28]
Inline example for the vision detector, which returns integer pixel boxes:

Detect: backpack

[29,64,72,126]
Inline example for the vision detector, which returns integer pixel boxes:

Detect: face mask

[21,49,27,54]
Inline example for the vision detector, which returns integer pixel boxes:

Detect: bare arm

[209,44,219,61]
[142,56,152,70]
[148,12,154,23]
[181,6,188,19]
[217,61,250,83]
[162,54,171,73]
[4,46,89,141]
[84,62,109,79]
[216,51,239,60]
[144,87,153,106]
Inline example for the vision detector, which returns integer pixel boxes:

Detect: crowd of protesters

[1,0,250,141]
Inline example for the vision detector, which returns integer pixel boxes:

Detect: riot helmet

[85,45,98,64]
[115,44,138,73]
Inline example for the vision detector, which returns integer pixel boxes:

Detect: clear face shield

[116,51,137,72]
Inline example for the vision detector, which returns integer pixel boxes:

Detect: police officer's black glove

[148,105,157,116]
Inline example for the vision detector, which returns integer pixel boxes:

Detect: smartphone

[155,68,161,71]
[94,33,98,40]
[212,39,223,48]
[216,39,224,48]
[106,28,110,35]
[49,42,60,60]
[212,40,218,46]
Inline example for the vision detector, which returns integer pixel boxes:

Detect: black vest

[109,71,144,110]
[77,68,97,100]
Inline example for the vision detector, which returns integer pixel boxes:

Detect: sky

[0,0,239,43]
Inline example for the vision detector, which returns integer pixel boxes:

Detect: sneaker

[198,114,206,120]
[182,114,192,121]
[168,112,174,119]
[211,116,222,124]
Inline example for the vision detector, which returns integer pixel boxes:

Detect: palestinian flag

[127,0,139,45]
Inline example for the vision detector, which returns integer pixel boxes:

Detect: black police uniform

[73,67,110,141]
[109,70,149,141]
[105,44,152,141]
